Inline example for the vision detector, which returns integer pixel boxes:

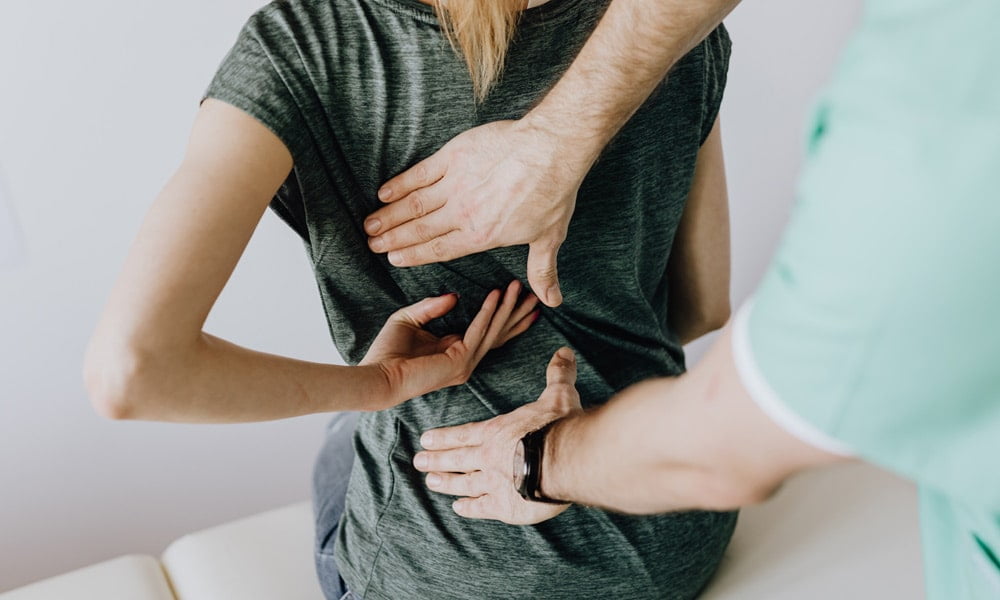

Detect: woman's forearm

[84,332,390,423]
[525,0,741,161]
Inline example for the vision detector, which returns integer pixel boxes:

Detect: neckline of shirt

[365,0,585,27]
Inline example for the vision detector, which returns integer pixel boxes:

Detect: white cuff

[731,300,855,457]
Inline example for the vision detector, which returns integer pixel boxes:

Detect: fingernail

[531,309,541,324]
[364,219,381,234]
[378,188,392,201]
[414,453,428,469]
[420,433,434,447]
[370,237,385,252]
[388,251,401,265]
[546,286,562,305]
[427,473,441,487]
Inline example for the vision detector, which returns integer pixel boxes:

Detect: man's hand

[365,118,597,308]
[362,280,539,408]
[414,347,583,524]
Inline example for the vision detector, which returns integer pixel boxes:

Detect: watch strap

[518,422,567,504]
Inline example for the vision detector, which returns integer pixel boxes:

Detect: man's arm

[524,0,740,155]
[667,118,732,345]
[367,0,741,306]
[539,326,845,513]
[415,325,847,520]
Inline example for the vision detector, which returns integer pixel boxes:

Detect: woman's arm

[666,118,731,345]
[84,99,535,423]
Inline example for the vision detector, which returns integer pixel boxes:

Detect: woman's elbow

[680,301,732,343]
[702,300,732,334]
[83,337,150,420]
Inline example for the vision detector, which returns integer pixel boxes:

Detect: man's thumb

[527,240,563,307]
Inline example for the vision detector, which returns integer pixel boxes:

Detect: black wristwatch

[513,422,567,504]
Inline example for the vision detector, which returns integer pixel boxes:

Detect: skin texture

[84,98,537,423]
[369,0,742,307]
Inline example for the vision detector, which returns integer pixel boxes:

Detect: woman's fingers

[435,334,462,353]
[460,288,502,351]
[494,292,540,348]
[474,281,523,362]
[495,307,540,348]
[391,293,459,327]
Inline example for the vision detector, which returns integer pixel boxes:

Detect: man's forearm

[539,326,843,513]
[541,378,757,512]
[526,0,741,160]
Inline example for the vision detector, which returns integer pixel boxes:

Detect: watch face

[512,439,527,494]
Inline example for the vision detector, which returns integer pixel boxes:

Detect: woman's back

[204,0,734,597]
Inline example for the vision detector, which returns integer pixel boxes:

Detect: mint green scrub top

[730,0,1000,597]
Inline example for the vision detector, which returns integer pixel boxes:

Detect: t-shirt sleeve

[201,15,312,163]
[699,24,732,146]
[730,97,1000,510]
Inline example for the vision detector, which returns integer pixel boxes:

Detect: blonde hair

[434,1,525,102]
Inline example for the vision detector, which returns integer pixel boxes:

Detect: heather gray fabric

[203,1,735,598]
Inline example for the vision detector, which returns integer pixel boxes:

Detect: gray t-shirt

[203,0,734,598]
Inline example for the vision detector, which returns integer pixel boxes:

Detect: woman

[85,0,735,598]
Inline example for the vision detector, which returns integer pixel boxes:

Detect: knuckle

[481,419,502,439]
[415,162,430,184]
[469,227,491,247]
[430,237,447,259]
[409,193,426,218]
[532,263,558,280]
[414,221,432,242]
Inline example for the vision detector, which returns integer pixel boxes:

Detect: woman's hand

[362,280,539,409]
[413,347,583,525]
[364,118,597,308]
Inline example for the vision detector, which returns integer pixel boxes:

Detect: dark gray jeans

[312,411,359,600]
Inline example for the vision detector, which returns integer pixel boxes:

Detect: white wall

[0,0,861,592]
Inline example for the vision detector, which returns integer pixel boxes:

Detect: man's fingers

[377,155,446,205]
[425,471,487,498]
[365,187,448,238]
[387,230,473,267]
[546,347,577,386]
[391,293,459,327]
[413,447,480,473]
[527,239,563,307]
[419,419,490,450]
[369,209,456,254]
[452,496,495,520]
